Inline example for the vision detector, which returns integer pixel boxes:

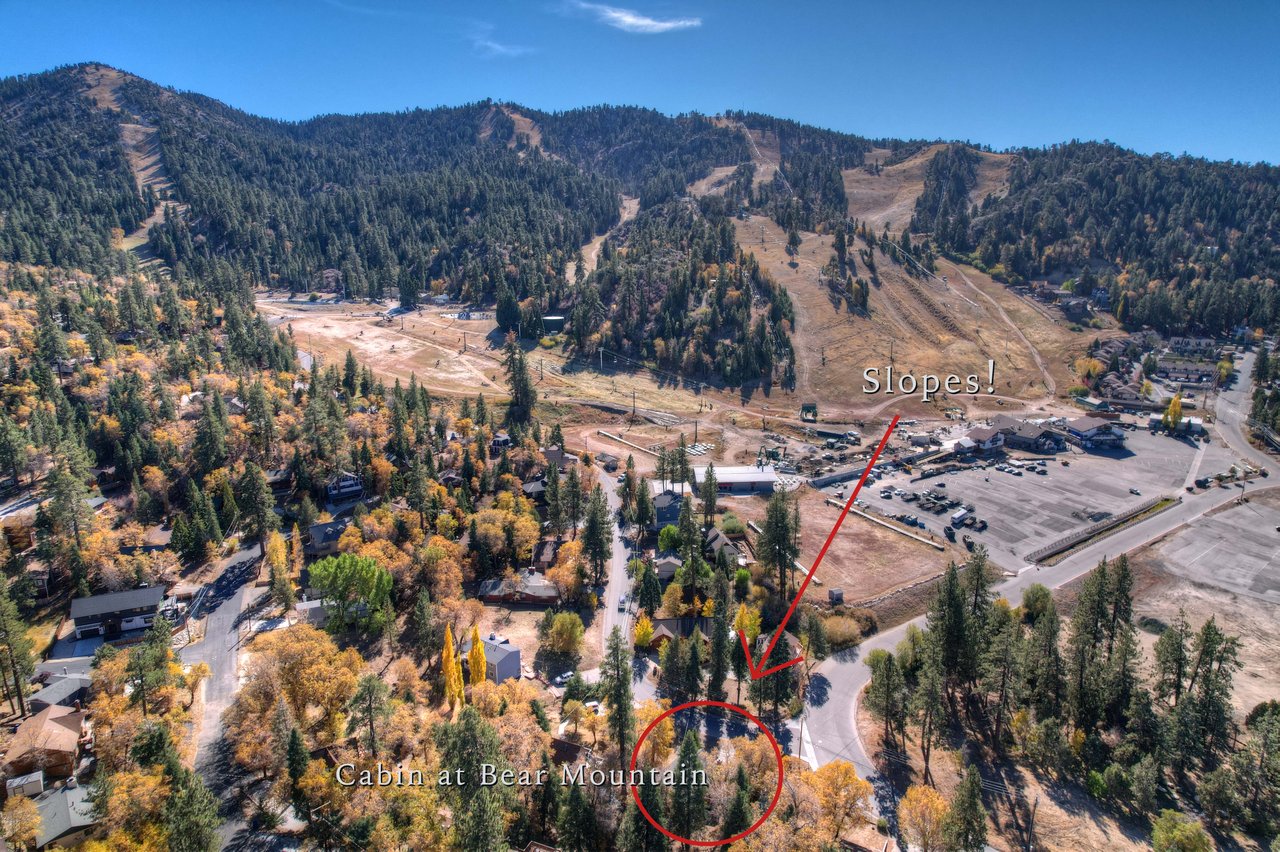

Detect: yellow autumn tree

[1162,392,1184,431]
[264,530,286,571]
[733,602,762,644]
[898,784,949,852]
[468,625,487,686]
[634,612,654,647]
[635,700,675,767]
[1,796,40,851]
[813,760,874,839]
[288,523,305,579]
[442,625,463,706]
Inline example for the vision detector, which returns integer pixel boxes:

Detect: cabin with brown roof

[3,706,89,780]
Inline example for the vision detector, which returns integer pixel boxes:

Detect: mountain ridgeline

[911,141,1280,335]
[1,63,1279,380]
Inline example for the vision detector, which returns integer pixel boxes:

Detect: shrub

[1020,583,1051,624]
[1150,809,1211,852]
[1103,763,1130,801]
[544,612,585,653]
[721,513,746,537]
[1085,769,1107,799]
[822,615,864,651]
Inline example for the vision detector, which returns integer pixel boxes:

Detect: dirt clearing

[732,487,961,604]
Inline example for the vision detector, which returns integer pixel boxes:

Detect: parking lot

[1153,493,1280,604]
[864,430,1208,566]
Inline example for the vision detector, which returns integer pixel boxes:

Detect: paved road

[802,351,1277,791]
[598,480,633,653]
[178,544,265,849]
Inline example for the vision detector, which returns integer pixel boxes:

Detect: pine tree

[412,588,439,660]
[911,643,948,786]
[164,765,220,852]
[618,778,668,852]
[758,490,799,596]
[668,730,709,849]
[347,674,391,756]
[435,707,511,851]
[582,484,613,584]
[706,579,731,702]
[533,749,561,838]
[564,465,584,539]
[634,477,655,535]
[865,649,906,750]
[504,338,536,423]
[637,562,663,615]
[557,778,597,851]
[1020,595,1063,722]
[927,562,968,697]
[721,765,754,839]
[944,763,989,851]
[699,462,717,527]
[601,626,635,768]
[286,727,308,806]
[1066,560,1110,729]
[545,462,565,539]
[981,603,1020,748]
[0,587,33,718]
[677,494,698,562]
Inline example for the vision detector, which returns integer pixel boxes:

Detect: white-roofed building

[692,464,778,495]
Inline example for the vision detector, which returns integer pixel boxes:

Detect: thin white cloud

[571,1,701,34]
[469,23,535,58]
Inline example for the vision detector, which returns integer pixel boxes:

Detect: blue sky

[3,0,1278,163]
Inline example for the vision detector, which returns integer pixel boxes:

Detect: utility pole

[694,420,698,444]
[539,358,544,381]
[462,332,467,352]
[632,391,636,416]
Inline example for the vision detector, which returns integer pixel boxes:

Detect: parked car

[553,671,574,687]
[1129,487,1141,495]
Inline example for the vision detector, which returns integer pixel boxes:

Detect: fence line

[1024,494,1172,562]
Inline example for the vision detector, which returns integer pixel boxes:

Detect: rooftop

[692,464,778,485]
[36,783,96,848]
[68,586,165,620]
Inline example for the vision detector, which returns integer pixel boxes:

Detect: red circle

[628,699,785,847]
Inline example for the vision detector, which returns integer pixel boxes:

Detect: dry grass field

[734,215,1076,418]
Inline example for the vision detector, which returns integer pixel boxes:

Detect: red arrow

[740,414,900,679]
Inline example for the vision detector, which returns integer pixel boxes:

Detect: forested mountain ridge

[911,141,1280,335]
[2,63,1279,350]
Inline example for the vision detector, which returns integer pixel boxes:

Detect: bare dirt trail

[500,106,544,150]
[737,215,1056,417]
[567,196,639,282]
[939,258,1056,397]
[80,65,185,259]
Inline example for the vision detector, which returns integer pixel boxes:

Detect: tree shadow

[804,673,831,707]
